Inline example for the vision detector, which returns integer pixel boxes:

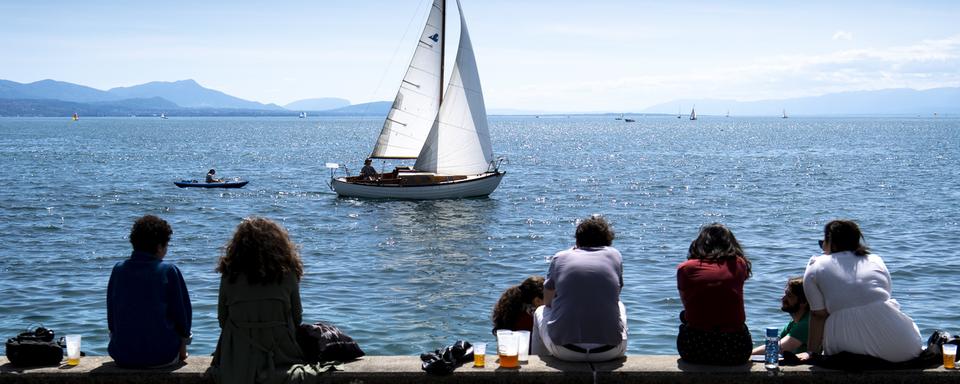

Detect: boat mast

[439,0,446,106]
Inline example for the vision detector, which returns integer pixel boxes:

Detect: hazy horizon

[2,1,959,112]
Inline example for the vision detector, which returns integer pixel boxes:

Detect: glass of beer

[497,331,519,368]
[65,334,82,366]
[943,344,957,369]
[473,342,486,368]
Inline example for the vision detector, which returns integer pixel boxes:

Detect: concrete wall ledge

[2,356,957,383]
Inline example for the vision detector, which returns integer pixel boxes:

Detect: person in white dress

[800,220,921,363]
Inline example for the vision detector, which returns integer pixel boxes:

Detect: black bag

[5,327,64,367]
[813,330,952,371]
[296,322,365,363]
[420,340,473,375]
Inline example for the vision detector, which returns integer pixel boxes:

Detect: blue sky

[2,1,958,112]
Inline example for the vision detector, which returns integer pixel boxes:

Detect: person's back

[215,273,303,383]
[801,220,921,364]
[212,217,316,384]
[531,215,627,362]
[107,215,192,368]
[547,247,623,345]
[677,257,747,332]
[805,252,890,312]
[675,223,752,366]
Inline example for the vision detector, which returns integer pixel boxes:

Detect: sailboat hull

[331,171,504,200]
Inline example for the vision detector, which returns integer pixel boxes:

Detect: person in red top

[676,223,753,365]
[491,276,544,334]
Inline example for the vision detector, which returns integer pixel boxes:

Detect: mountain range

[0,79,379,117]
[0,78,957,117]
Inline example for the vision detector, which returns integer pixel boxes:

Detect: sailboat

[160,112,168,119]
[299,112,307,118]
[689,105,697,120]
[725,109,730,118]
[330,0,504,199]
[677,106,681,119]
[781,109,788,119]
[615,113,623,120]
[71,112,79,121]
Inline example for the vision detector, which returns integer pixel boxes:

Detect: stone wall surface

[1,356,958,384]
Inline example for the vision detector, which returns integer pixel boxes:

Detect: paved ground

[1,355,957,383]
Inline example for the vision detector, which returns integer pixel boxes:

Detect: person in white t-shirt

[798,219,921,363]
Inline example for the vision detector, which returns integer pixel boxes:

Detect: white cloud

[832,30,854,41]
[485,34,960,111]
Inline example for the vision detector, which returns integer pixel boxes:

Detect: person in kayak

[206,169,223,183]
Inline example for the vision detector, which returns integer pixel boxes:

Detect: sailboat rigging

[330,0,504,199]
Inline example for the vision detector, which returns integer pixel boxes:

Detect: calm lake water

[1,115,958,356]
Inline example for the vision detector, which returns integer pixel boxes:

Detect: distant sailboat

[624,117,635,123]
[160,113,168,119]
[689,105,697,120]
[329,0,504,199]
[299,112,307,118]
[782,109,788,119]
[72,112,79,121]
[677,106,682,119]
[615,113,623,120]
[725,109,730,118]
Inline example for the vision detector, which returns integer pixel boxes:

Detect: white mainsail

[414,0,492,175]
[370,0,445,159]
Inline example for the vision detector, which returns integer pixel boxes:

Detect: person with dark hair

[359,159,377,180]
[212,217,320,384]
[799,220,921,363]
[530,215,627,362]
[206,169,222,183]
[752,277,810,355]
[676,223,752,365]
[107,215,192,368]
[492,276,544,334]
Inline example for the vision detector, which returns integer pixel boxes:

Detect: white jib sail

[415,0,493,175]
[370,0,444,159]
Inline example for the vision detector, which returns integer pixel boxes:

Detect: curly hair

[129,215,172,252]
[216,217,304,285]
[575,215,614,248]
[491,276,544,333]
[823,219,869,256]
[687,223,752,278]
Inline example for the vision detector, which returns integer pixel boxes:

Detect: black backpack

[5,327,65,367]
[296,321,365,363]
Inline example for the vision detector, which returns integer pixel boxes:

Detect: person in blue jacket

[107,215,192,367]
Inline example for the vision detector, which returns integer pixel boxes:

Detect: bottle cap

[766,327,779,337]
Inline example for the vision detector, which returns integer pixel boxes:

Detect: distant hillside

[108,79,283,110]
[0,97,180,117]
[645,87,960,116]
[317,101,391,116]
[0,79,120,102]
[284,97,351,111]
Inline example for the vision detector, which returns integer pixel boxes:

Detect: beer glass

[473,342,486,367]
[497,331,519,368]
[65,335,82,366]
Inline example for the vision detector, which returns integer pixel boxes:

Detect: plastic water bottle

[764,327,779,369]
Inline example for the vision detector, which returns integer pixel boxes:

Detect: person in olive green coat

[211,217,318,384]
